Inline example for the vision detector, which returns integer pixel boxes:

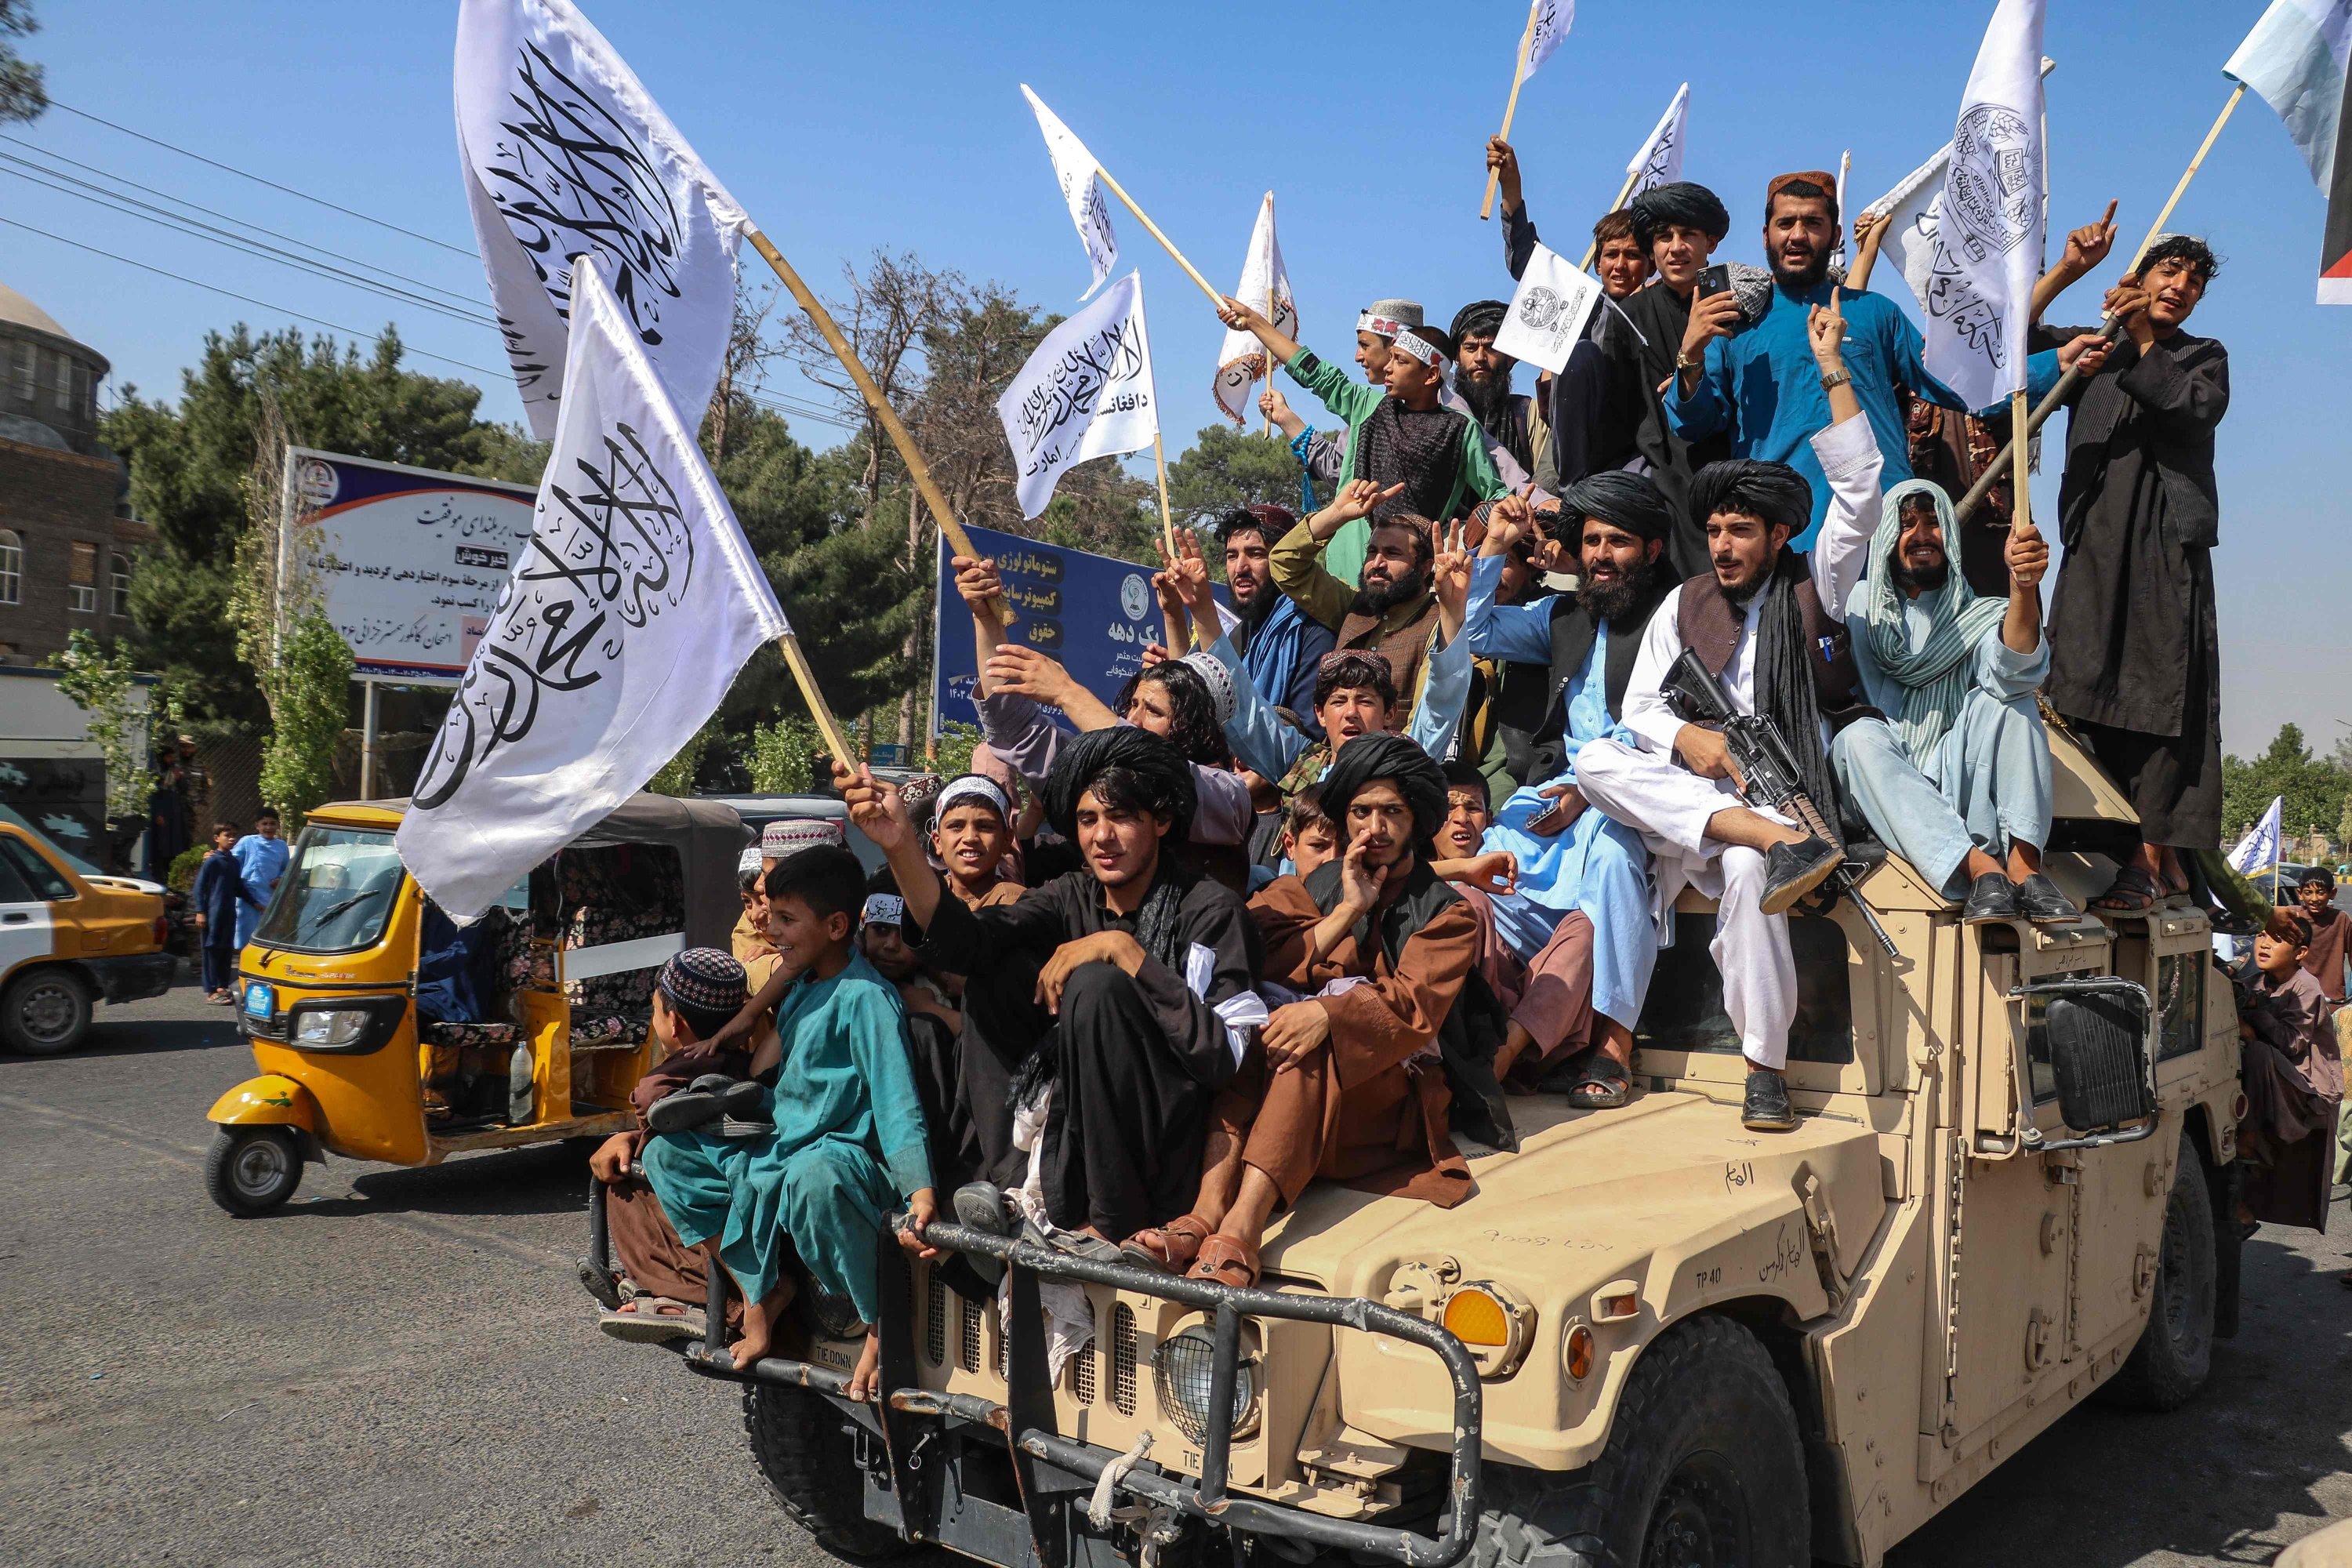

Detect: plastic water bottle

[508,1042,535,1123]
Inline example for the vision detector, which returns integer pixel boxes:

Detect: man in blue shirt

[231,808,289,950]
[1665,170,2099,546]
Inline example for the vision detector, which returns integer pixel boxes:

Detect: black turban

[1318,733,1449,852]
[1556,470,1674,544]
[1688,459,1813,538]
[1628,181,1730,253]
[1041,726,1196,843]
[1448,299,1509,344]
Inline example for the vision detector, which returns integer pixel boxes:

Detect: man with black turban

[1573,305,1892,1131]
[1449,475,1682,1105]
[1447,299,1536,479]
[835,728,1264,1257]
[1127,733,1501,1290]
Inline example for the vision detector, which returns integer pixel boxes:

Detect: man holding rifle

[1573,292,1884,1133]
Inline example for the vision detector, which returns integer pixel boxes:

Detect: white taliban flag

[1021,85,1120,298]
[1918,0,2049,412]
[1212,193,1298,426]
[1625,83,1690,195]
[1492,241,1604,375]
[1859,57,2056,314]
[2227,797,2286,877]
[2225,0,2352,190]
[455,0,748,441]
[1519,0,1575,82]
[998,272,1158,518]
[397,259,789,921]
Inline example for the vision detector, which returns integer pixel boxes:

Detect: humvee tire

[742,1382,915,1558]
[1480,1315,1809,1568]
[2104,1137,2217,1411]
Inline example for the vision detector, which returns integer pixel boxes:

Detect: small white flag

[1020,85,1120,298]
[1859,58,2056,316]
[1213,193,1298,426]
[455,0,748,441]
[1919,0,2049,412]
[1519,0,1575,83]
[1493,242,1604,375]
[2228,797,2286,877]
[2224,0,2352,191]
[998,271,1159,519]
[398,258,789,922]
[1624,83,1690,194]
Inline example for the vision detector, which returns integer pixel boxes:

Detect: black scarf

[1748,550,1840,844]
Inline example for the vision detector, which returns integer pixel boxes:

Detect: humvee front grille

[1110,1302,1138,1415]
[960,1294,983,1373]
[925,1269,946,1367]
[1071,1307,1098,1404]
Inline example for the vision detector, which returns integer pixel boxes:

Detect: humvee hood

[1261,1084,1886,1303]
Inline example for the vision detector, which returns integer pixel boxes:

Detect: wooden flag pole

[1089,166,1223,307]
[1953,83,2246,523]
[1263,272,1279,437]
[775,630,855,768]
[1577,167,1644,270]
[1481,0,1544,220]
[1152,431,1179,563]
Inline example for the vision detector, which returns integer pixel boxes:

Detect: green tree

[1163,421,1323,530]
[105,325,544,728]
[256,612,353,829]
[0,2,42,125]
[53,630,147,820]
[2220,723,2352,844]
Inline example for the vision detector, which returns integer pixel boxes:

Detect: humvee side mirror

[2009,975,2158,1152]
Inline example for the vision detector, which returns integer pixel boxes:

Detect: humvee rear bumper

[586,1187,1484,1568]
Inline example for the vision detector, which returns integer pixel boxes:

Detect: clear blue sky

[5,0,2343,757]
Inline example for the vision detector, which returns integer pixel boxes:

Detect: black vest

[1673,563,1875,732]
[1497,583,1670,785]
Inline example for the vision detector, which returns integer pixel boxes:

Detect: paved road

[1,981,2347,1567]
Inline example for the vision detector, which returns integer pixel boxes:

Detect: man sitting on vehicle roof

[1127,735,1502,1290]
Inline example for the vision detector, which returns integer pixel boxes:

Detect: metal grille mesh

[1069,1301,1098,1404]
[1110,1303,1138,1416]
[925,1268,946,1367]
[960,1294,982,1373]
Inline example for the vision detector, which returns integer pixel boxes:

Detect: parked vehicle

[0,805,172,1055]
[205,794,744,1215]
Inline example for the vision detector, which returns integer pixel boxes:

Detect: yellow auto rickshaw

[205,793,748,1215]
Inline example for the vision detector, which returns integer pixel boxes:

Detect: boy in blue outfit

[191,821,241,1003]
[230,808,289,949]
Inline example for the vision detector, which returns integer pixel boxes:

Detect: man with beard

[1575,301,1886,1131]
[1221,297,1505,586]
[2041,238,2229,914]
[1461,474,1675,1105]
[1123,735,1496,1288]
[837,728,1262,1258]
[1669,172,2100,543]
[1831,480,2078,925]
[1449,299,1534,477]
[1267,475,1455,710]
[1214,504,1335,739]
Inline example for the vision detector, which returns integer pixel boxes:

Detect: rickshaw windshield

[256,827,405,953]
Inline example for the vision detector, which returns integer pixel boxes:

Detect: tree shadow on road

[1889,1225,2351,1566]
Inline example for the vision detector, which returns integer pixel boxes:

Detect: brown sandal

[1185,1234,1261,1290]
[1119,1214,1211,1272]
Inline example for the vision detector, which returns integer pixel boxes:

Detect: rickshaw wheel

[742,1381,916,1558]
[205,1127,303,1215]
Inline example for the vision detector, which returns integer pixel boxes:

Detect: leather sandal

[1185,1234,1261,1290]
[2091,864,2161,913]
[1120,1214,1211,1273]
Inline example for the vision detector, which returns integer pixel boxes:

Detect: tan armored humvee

[601,728,2245,1568]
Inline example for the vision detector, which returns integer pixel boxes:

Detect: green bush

[167,844,208,893]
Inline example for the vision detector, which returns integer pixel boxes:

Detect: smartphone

[1526,793,1570,832]
[1698,263,1733,299]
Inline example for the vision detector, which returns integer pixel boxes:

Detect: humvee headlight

[1151,1323,1260,1442]
[1439,1283,1532,1378]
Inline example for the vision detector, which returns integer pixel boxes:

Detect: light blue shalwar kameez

[1831,585,2053,898]
[640,951,932,1325]
[1462,556,1657,1031]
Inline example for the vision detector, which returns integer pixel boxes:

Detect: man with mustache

[1214,503,1335,740]
[1259,474,1457,714]
[1574,297,1886,1132]
[1666,171,2103,543]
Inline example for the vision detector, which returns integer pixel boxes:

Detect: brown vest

[1675,564,1875,731]
[1338,593,1440,729]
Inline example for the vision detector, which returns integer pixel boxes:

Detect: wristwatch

[1819,368,1851,391]
[1675,349,1704,372]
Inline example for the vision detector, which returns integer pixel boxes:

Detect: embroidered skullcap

[1179,651,1239,728]
[1628,181,1730,251]
[1317,732,1449,852]
[1448,299,1509,344]
[1689,459,1813,537]
[862,892,906,928]
[1216,502,1295,542]
[658,947,747,1016]
[932,773,1011,826]
[736,846,764,877]
[897,775,943,820]
[1559,470,1675,544]
[1356,298,1424,338]
[1041,726,1196,843]
[762,817,844,859]
[1766,169,1839,216]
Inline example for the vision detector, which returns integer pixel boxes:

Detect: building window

[67,541,96,614]
[109,553,131,617]
[0,530,19,605]
[51,352,72,416]
[8,342,31,407]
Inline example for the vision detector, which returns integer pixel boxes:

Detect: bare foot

[848,1328,882,1401]
[729,1322,771,1371]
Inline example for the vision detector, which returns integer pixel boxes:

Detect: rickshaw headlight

[287,996,406,1054]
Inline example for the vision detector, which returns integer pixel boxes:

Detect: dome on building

[0,279,74,346]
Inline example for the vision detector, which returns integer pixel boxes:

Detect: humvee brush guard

[590,731,2245,1568]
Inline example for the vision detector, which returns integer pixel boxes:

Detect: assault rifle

[1661,648,1897,956]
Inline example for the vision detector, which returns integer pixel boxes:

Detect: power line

[0,134,487,312]
[45,100,479,258]
[0,215,515,381]
[0,162,499,330]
